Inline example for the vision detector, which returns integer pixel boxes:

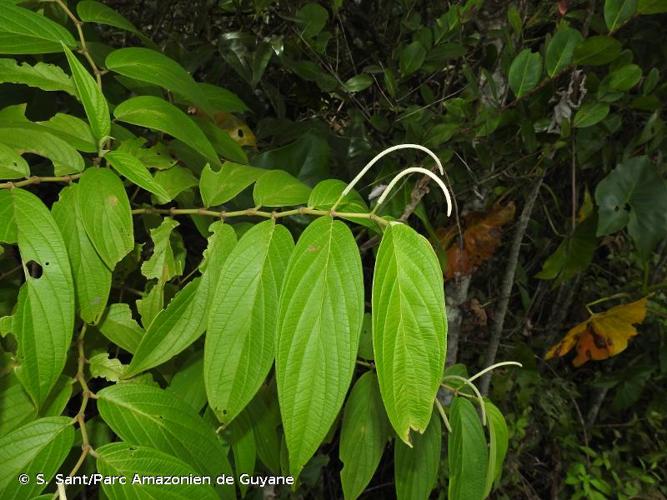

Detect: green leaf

[0,189,75,407]
[595,156,667,260]
[78,168,134,269]
[604,0,637,31]
[97,303,144,354]
[573,102,610,128]
[295,2,329,38]
[607,63,642,90]
[194,117,248,163]
[198,82,248,113]
[154,166,198,200]
[200,162,265,207]
[167,351,207,412]
[89,352,127,382]
[106,48,211,112]
[205,220,293,424]
[372,223,446,445]
[141,218,183,282]
[136,281,163,328]
[343,74,373,93]
[96,443,219,500]
[63,44,110,145]
[395,412,442,500]
[77,0,140,35]
[126,278,205,376]
[535,215,597,281]
[52,184,111,324]
[545,27,583,77]
[228,413,256,497]
[0,5,76,54]
[508,49,543,97]
[484,401,509,497]
[637,0,667,13]
[37,113,97,153]
[0,58,75,95]
[276,216,364,478]
[114,96,220,167]
[245,385,282,474]
[0,375,35,435]
[126,223,237,376]
[448,398,488,500]
[253,169,311,207]
[339,372,391,500]
[573,36,622,65]
[0,142,29,179]
[0,122,84,175]
[106,150,172,203]
[96,384,234,489]
[307,179,375,229]
[0,417,74,499]
[400,41,427,77]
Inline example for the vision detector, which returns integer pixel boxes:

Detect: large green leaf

[205,220,293,424]
[0,5,76,54]
[307,179,375,230]
[77,0,140,35]
[339,372,391,500]
[399,41,427,77]
[0,189,74,407]
[484,401,509,497]
[106,48,211,112]
[106,150,171,203]
[372,223,447,445]
[126,223,237,376]
[193,116,248,164]
[604,0,637,31]
[78,168,134,269]
[0,142,28,179]
[0,58,75,95]
[113,96,220,167]
[198,82,249,113]
[638,0,667,13]
[0,417,74,499]
[595,156,667,261]
[63,44,110,145]
[573,102,610,128]
[394,412,441,500]
[508,49,543,97]
[0,122,84,175]
[573,36,622,65]
[276,216,364,478]
[545,27,583,77]
[0,375,34,435]
[37,113,97,153]
[253,169,311,207]
[96,383,234,497]
[448,398,488,500]
[200,162,265,207]
[52,184,111,324]
[96,443,219,500]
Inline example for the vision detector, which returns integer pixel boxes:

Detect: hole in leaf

[26,260,43,279]
[237,129,244,138]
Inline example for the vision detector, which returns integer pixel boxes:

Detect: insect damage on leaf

[546,298,648,366]
[438,202,516,280]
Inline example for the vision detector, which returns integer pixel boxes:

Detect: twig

[479,175,544,396]
[0,174,81,190]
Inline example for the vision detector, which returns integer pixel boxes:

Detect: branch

[479,174,544,396]
[0,174,81,190]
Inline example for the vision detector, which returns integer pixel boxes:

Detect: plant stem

[131,206,391,226]
[0,174,81,190]
[53,0,103,87]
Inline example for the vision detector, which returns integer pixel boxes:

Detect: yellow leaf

[545,298,647,367]
[213,112,256,147]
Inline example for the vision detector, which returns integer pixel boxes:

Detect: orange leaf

[440,202,516,280]
[545,298,648,367]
